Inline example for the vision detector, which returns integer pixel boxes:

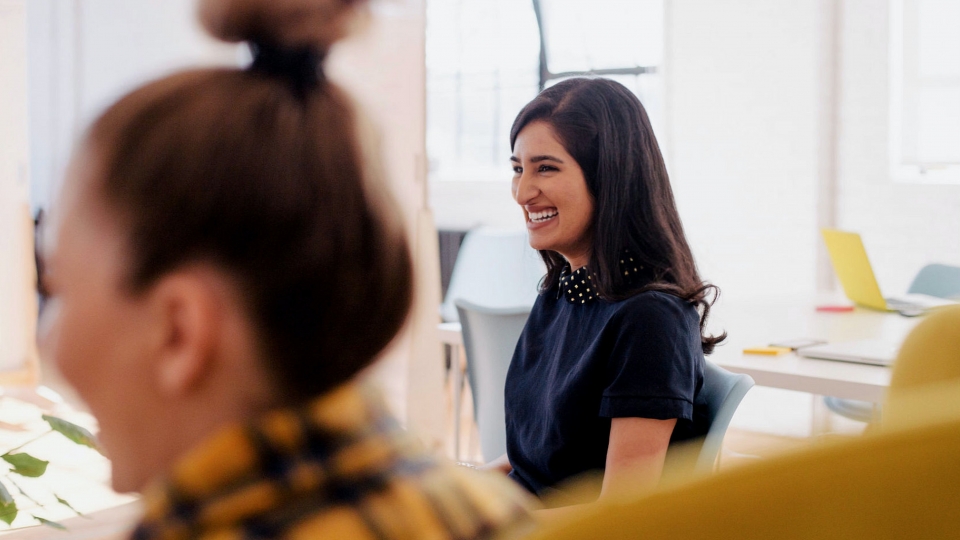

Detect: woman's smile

[527,207,559,227]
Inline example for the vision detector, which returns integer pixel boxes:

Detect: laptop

[797,339,900,366]
[821,229,957,314]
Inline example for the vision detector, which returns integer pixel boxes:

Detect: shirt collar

[135,383,406,539]
[558,251,647,305]
[559,266,597,304]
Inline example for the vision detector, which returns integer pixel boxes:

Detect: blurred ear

[148,270,223,396]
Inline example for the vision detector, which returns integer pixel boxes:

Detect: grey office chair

[825,263,960,423]
[691,360,755,472]
[455,299,531,462]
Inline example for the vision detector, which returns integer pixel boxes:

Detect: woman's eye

[513,166,523,174]
[538,165,556,173]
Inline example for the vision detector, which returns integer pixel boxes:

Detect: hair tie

[248,40,324,94]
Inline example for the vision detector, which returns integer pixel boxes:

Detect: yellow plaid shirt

[133,384,532,540]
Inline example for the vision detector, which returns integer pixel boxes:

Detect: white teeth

[529,209,558,223]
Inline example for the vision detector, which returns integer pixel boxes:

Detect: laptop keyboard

[885,298,924,316]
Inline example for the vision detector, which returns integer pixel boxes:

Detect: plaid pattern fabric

[132,384,532,540]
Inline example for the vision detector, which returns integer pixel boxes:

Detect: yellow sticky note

[743,346,792,356]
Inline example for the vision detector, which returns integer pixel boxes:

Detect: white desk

[438,298,920,428]
[706,298,918,403]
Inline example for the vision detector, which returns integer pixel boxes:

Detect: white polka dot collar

[557,252,646,305]
[559,266,596,304]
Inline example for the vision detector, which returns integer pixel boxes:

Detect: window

[426,0,664,183]
[889,0,960,183]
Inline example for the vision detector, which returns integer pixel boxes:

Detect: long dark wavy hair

[510,78,726,354]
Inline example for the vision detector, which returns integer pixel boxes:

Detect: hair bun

[199,0,368,51]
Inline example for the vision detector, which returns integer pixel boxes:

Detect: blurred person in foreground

[38,0,531,538]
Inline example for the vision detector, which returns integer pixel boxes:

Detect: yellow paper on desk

[743,346,792,356]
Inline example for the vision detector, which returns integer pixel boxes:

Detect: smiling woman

[493,78,726,506]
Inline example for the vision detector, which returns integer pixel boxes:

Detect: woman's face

[511,121,594,268]
[39,151,163,492]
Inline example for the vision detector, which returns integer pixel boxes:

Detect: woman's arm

[535,417,676,520]
[600,417,676,498]
[480,453,513,474]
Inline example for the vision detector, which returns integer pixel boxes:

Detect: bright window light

[890,0,960,182]
[427,0,664,183]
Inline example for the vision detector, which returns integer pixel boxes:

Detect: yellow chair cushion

[523,411,960,540]
[888,305,960,394]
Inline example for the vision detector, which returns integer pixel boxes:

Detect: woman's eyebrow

[510,155,565,164]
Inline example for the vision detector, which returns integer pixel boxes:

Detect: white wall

[836,0,960,293]
[429,180,521,231]
[0,0,38,375]
[26,0,237,212]
[328,0,447,452]
[664,0,823,301]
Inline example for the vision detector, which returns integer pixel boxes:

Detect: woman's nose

[513,171,539,205]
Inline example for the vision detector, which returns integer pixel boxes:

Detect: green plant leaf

[2,453,49,478]
[33,516,66,530]
[0,483,17,525]
[55,494,85,517]
[41,415,102,453]
[7,477,41,507]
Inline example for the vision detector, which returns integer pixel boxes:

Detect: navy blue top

[504,270,708,497]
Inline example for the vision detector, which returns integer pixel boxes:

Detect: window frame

[888,0,960,184]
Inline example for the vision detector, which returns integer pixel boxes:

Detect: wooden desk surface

[0,502,141,540]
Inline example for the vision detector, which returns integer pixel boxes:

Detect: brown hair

[85,0,412,400]
[511,78,725,354]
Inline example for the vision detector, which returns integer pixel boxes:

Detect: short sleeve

[598,292,702,421]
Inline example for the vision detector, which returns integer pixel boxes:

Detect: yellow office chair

[881,304,960,431]
[521,307,960,540]
[523,402,960,540]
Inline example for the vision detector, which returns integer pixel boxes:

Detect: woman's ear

[148,270,222,397]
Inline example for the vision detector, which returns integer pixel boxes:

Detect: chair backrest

[522,410,960,540]
[441,228,545,322]
[883,305,960,427]
[691,360,755,473]
[455,299,531,462]
[906,263,960,299]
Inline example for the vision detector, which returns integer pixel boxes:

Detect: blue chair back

[907,264,960,300]
[455,299,531,462]
[693,360,755,472]
[441,228,544,322]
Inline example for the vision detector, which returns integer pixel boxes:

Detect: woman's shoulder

[608,289,699,328]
